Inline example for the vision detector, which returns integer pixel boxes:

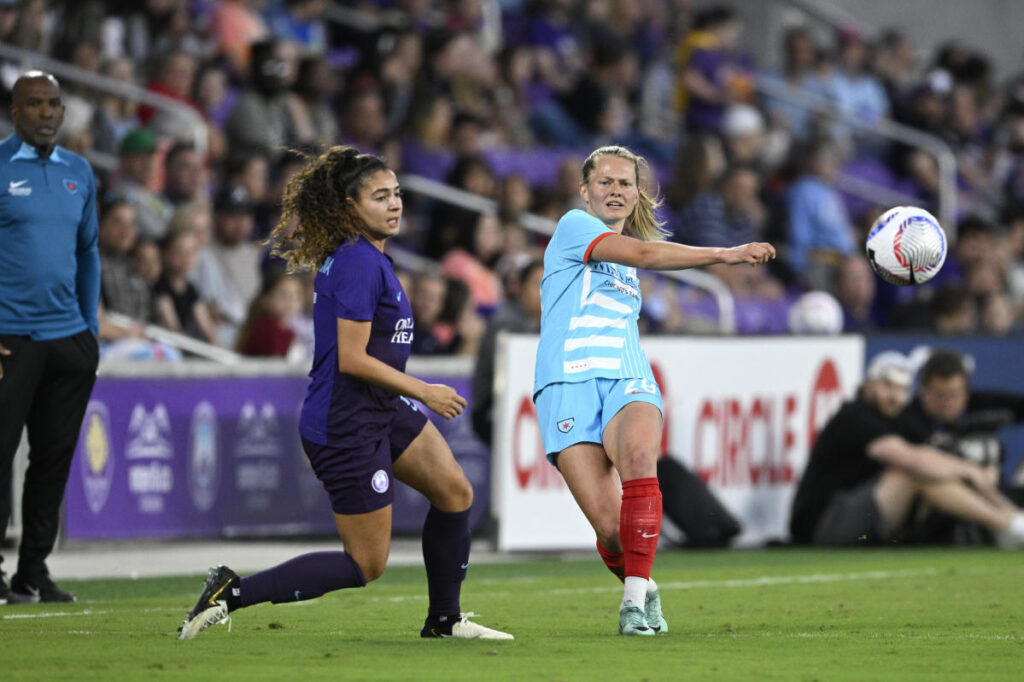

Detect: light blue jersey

[533,209,655,398]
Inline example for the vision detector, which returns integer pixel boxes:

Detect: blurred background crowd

[2,0,1023,365]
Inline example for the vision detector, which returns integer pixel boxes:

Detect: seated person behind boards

[790,351,1024,547]
[897,348,1024,540]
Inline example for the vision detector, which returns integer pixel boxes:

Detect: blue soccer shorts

[534,377,663,466]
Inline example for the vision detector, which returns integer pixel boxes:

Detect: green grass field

[4,548,1023,681]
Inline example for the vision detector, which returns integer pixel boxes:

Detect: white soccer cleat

[178,602,230,640]
[450,615,515,640]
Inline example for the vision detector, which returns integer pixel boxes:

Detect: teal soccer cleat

[645,589,668,633]
[618,602,655,636]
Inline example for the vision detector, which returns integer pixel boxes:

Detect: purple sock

[239,551,366,608]
[422,505,471,617]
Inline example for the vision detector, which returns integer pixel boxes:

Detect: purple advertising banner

[65,374,490,540]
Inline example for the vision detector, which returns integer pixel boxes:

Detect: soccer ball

[865,206,947,285]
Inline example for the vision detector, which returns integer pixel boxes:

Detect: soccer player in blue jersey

[178,147,512,641]
[534,146,774,636]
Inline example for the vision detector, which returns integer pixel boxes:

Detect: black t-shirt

[789,396,896,544]
[898,392,1024,469]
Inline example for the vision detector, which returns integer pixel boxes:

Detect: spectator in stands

[823,28,890,154]
[931,285,978,334]
[338,84,389,154]
[170,201,245,341]
[873,28,918,114]
[436,277,485,357]
[409,270,449,355]
[673,163,765,249]
[790,351,1024,547]
[471,259,543,445]
[226,38,298,163]
[162,142,205,207]
[289,55,340,149]
[674,5,752,135]
[153,228,218,345]
[720,104,771,169]
[785,138,857,290]
[235,270,307,359]
[132,238,162,289]
[424,155,497,259]
[222,148,271,236]
[138,48,202,142]
[980,292,1020,336]
[208,184,263,346]
[666,133,726,213]
[441,211,504,313]
[208,0,270,77]
[836,255,878,332]
[97,197,151,326]
[763,25,829,142]
[266,0,328,55]
[108,127,174,241]
[91,57,139,157]
[379,32,424,135]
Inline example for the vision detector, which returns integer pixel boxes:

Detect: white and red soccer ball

[865,206,947,286]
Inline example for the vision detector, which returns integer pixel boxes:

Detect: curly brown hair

[267,146,391,271]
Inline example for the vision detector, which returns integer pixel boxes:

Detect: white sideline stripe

[563,335,624,351]
[363,568,941,604]
[3,609,109,620]
[564,357,621,373]
[569,315,625,330]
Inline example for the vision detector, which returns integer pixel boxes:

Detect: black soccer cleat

[11,571,76,603]
[178,565,240,640]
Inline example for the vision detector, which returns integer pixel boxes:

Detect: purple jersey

[299,236,414,446]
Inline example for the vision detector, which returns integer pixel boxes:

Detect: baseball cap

[120,128,157,155]
[214,184,255,214]
[866,351,914,386]
[723,104,764,138]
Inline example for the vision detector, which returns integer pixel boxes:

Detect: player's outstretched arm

[336,318,466,419]
[588,233,775,271]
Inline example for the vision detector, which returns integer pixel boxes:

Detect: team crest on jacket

[557,417,575,433]
[64,179,78,194]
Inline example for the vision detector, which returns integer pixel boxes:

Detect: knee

[616,444,658,479]
[594,516,621,550]
[353,553,388,583]
[435,474,473,513]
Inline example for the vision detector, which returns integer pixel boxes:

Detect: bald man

[0,72,100,604]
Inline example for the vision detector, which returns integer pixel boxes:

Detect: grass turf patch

[4,548,1023,681]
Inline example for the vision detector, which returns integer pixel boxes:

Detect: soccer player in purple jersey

[178,146,512,641]
[534,146,774,635]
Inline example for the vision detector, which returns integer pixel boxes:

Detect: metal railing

[401,174,738,333]
[756,76,958,236]
[0,42,208,155]
[103,311,243,364]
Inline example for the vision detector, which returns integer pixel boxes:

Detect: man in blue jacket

[0,71,100,604]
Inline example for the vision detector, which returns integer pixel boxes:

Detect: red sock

[596,541,625,582]
[619,477,662,580]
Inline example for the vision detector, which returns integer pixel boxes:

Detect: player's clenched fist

[422,383,468,419]
[725,242,776,266]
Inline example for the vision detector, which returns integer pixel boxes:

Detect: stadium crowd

[2,0,1024,363]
